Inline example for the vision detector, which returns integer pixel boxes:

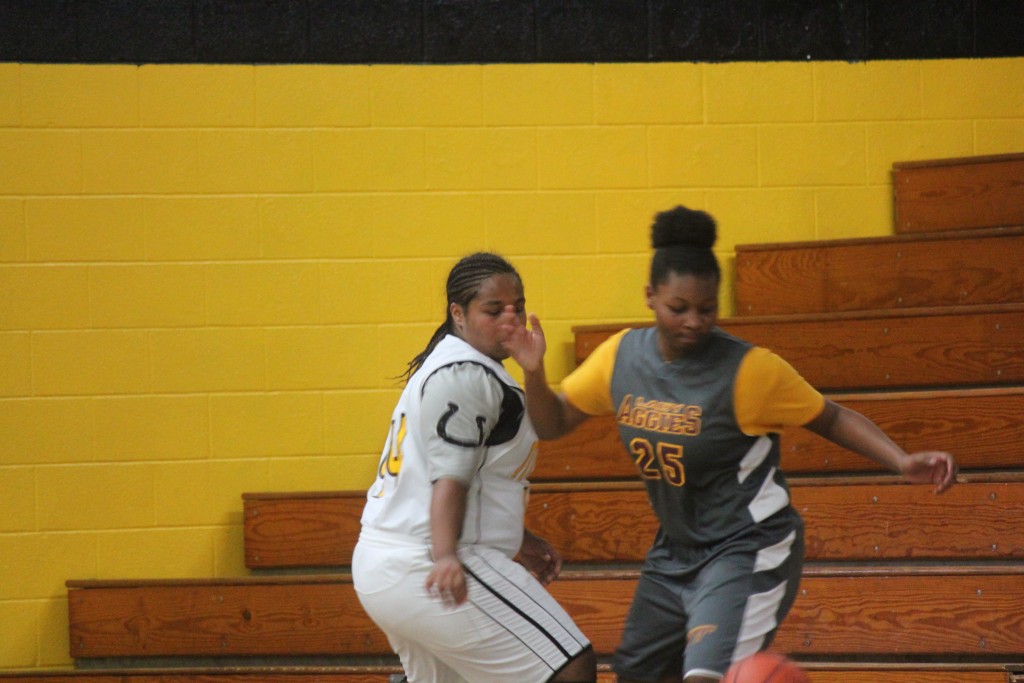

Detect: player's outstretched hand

[899,450,958,493]
[517,529,563,586]
[502,313,546,373]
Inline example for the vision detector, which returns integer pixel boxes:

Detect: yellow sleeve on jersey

[560,329,628,416]
[734,347,826,435]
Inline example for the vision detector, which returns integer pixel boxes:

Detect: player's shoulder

[426,364,517,424]
[422,359,503,398]
[602,326,641,356]
[711,327,755,351]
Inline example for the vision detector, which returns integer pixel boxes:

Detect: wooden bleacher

[0,672,404,683]
[3,152,1023,683]
[61,567,1024,660]
[732,226,1024,317]
[533,388,1024,479]
[573,303,1024,390]
[891,154,1024,233]
[242,474,1024,569]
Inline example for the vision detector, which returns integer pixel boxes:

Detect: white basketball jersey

[361,334,539,557]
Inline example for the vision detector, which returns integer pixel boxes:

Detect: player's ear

[449,301,465,332]
[645,284,655,311]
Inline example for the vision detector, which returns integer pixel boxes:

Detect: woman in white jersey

[503,207,958,683]
[352,252,596,683]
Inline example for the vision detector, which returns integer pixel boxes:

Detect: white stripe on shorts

[733,579,789,662]
[462,547,589,669]
[753,530,797,573]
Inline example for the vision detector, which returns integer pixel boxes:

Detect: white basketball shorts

[353,528,591,683]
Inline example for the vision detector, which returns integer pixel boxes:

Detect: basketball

[722,652,810,683]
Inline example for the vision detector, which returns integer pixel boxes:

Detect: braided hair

[649,205,720,286]
[400,252,521,382]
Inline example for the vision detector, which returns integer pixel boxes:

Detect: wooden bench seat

[892,152,1024,234]
[244,491,362,570]
[572,303,1024,391]
[533,387,1024,480]
[0,668,406,683]
[0,664,1014,683]
[733,226,1024,316]
[243,477,1024,569]
[66,577,386,659]
[66,566,1024,661]
[529,477,1024,563]
[800,666,1011,683]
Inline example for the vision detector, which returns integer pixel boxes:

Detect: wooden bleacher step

[572,304,1024,391]
[892,152,1024,234]
[733,225,1024,316]
[65,576,382,659]
[531,387,1024,480]
[243,476,1024,569]
[0,666,1014,683]
[4,668,1010,683]
[0,667,406,683]
[800,665,1013,683]
[244,491,360,570]
[65,567,1024,663]
[531,476,1024,564]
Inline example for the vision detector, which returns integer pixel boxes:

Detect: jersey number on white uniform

[371,414,407,498]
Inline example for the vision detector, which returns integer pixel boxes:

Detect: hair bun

[651,205,717,250]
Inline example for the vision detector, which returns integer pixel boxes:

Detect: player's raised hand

[899,450,958,493]
[502,312,546,373]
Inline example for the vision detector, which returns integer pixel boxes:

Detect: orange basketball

[722,652,810,683]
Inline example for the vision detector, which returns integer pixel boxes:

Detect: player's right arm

[504,314,618,440]
[502,313,584,439]
[426,477,468,607]
[419,362,502,606]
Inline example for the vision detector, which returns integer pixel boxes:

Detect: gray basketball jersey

[610,327,792,546]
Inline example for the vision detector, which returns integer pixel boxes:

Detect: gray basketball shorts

[613,511,805,681]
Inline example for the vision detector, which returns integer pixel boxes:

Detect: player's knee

[551,646,596,682]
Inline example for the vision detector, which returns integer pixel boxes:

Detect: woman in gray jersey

[353,252,595,683]
[503,207,957,683]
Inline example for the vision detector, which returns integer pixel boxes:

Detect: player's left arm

[804,399,957,493]
[737,348,957,494]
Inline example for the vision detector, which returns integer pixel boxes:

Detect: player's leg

[353,536,470,683]
[354,554,468,681]
[612,569,688,683]
[681,522,804,680]
[356,538,592,682]
[388,633,467,683]
[551,645,597,682]
[617,674,684,683]
[450,546,595,682]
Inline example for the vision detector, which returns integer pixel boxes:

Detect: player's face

[451,273,526,362]
[646,271,719,361]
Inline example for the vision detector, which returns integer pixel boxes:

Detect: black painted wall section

[1,0,1022,64]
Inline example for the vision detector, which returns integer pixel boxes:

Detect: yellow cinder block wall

[1,58,1023,669]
